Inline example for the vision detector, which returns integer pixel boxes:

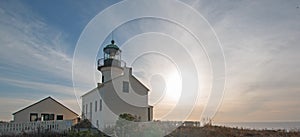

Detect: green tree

[118,113,138,121]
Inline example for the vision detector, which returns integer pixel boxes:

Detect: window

[99,99,102,111]
[57,115,63,120]
[123,81,129,93]
[148,107,151,121]
[82,105,85,116]
[49,114,55,120]
[30,113,38,121]
[85,104,88,117]
[95,100,97,112]
[90,102,92,120]
[41,113,49,121]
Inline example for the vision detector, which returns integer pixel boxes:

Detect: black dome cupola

[103,40,120,55]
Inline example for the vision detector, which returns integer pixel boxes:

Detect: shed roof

[12,96,78,116]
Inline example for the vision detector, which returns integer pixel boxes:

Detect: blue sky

[1,0,300,122]
[0,0,119,120]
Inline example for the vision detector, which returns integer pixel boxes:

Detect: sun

[165,69,182,102]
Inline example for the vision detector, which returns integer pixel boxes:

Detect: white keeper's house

[13,96,78,123]
[0,96,78,135]
[81,40,153,130]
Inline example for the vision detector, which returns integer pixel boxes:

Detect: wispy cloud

[0,1,73,81]
[205,0,300,121]
[0,77,74,96]
[0,1,81,120]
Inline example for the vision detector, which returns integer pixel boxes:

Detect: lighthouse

[81,39,153,130]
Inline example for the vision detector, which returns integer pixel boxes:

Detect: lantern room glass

[104,50,121,61]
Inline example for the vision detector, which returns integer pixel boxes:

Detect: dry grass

[165,125,300,137]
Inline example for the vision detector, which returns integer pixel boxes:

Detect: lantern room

[99,40,122,69]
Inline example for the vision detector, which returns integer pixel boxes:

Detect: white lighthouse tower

[98,40,124,83]
[81,39,153,130]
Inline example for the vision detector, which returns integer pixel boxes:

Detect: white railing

[0,120,73,135]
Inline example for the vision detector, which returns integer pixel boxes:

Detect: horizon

[0,0,300,124]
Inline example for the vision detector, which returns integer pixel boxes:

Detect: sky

[0,0,300,122]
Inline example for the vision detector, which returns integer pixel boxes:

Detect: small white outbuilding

[13,96,78,123]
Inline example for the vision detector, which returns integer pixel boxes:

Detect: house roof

[131,75,150,91]
[81,73,149,97]
[12,96,78,116]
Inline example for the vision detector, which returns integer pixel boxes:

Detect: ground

[1,125,300,137]
[166,125,300,137]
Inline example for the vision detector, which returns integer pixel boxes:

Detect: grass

[166,125,300,137]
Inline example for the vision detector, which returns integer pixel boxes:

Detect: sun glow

[165,70,182,102]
